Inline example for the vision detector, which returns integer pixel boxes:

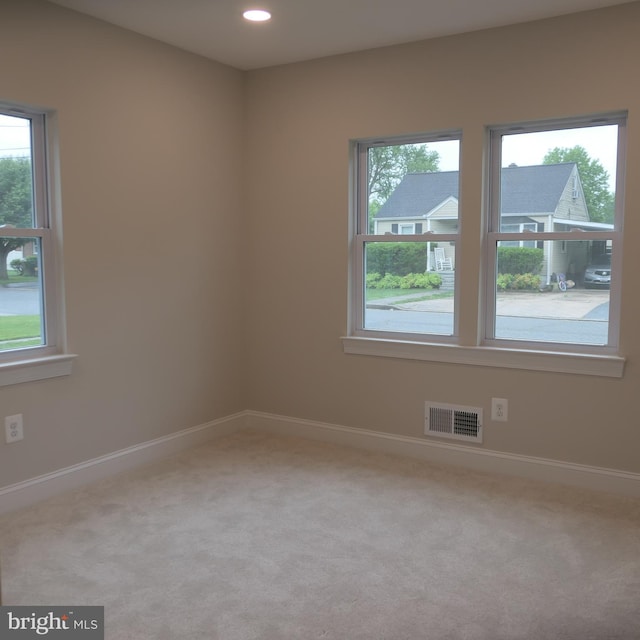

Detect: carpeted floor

[1,430,639,639]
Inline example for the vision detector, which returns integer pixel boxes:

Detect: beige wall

[2,1,640,491]
[244,2,640,473]
[0,0,245,486]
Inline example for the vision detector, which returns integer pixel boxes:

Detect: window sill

[0,353,77,387]
[341,336,624,378]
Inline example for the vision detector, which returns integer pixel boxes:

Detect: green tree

[0,157,33,280]
[543,146,614,223]
[368,143,440,231]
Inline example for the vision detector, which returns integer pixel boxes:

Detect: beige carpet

[1,430,639,639]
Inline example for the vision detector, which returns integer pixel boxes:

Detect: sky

[0,114,31,158]
[434,124,619,190]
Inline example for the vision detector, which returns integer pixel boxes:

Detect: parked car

[584,254,611,288]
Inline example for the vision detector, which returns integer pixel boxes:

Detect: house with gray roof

[374,162,612,282]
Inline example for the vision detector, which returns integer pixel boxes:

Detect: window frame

[350,131,462,344]
[344,115,626,378]
[0,102,74,386]
[484,113,626,355]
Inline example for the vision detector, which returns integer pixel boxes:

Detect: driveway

[370,289,610,320]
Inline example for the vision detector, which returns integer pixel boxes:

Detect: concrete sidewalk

[370,289,610,320]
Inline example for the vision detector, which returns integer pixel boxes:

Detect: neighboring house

[374,162,612,283]
[6,243,36,272]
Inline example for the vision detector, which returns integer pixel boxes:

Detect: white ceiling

[47,0,628,70]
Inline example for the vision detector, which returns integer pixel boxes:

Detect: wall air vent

[424,402,483,443]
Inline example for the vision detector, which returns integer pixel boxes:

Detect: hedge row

[366,243,427,276]
[367,272,442,290]
[367,244,542,277]
[365,244,542,293]
[496,247,543,275]
[496,273,541,291]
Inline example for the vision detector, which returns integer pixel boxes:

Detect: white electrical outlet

[5,414,24,443]
[491,398,508,422]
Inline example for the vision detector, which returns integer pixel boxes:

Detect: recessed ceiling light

[243,9,271,22]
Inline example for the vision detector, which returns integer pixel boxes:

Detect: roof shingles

[375,163,576,219]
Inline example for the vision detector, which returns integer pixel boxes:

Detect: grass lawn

[0,270,39,286]
[0,338,42,351]
[0,315,41,350]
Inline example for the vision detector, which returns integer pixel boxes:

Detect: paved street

[1,282,610,344]
[0,284,41,315]
[365,289,611,345]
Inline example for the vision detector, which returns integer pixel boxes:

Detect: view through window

[0,110,47,354]
[359,136,461,338]
[352,114,625,356]
[487,119,624,348]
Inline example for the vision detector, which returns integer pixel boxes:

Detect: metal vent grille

[425,402,483,443]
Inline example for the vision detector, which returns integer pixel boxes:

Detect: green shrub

[8,256,38,277]
[367,272,441,290]
[497,247,543,275]
[366,243,428,276]
[377,273,402,289]
[399,272,442,289]
[497,272,540,291]
[426,273,442,289]
[10,258,25,275]
[496,273,514,291]
[512,273,541,290]
[366,272,382,287]
[23,256,38,276]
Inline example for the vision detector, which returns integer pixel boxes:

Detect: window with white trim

[486,115,625,350]
[352,133,461,339]
[0,103,69,380]
[346,114,626,376]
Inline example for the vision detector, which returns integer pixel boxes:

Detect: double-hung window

[0,103,71,385]
[345,113,626,377]
[485,115,625,354]
[351,132,462,341]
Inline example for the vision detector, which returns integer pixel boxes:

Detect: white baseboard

[245,410,640,498]
[0,413,245,515]
[3,409,639,516]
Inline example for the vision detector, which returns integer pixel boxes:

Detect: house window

[345,113,626,377]
[352,132,461,339]
[500,222,537,248]
[0,103,72,385]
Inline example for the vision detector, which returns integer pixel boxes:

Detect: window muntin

[486,115,625,351]
[0,106,59,362]
[353,134,461,340]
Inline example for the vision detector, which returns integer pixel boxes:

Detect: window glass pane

[364,241,454,336]
[494,240,611,345]
[0,237,44,351]
[368,139,460,235]
[0,114,35,228]
[500,124,618,230]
